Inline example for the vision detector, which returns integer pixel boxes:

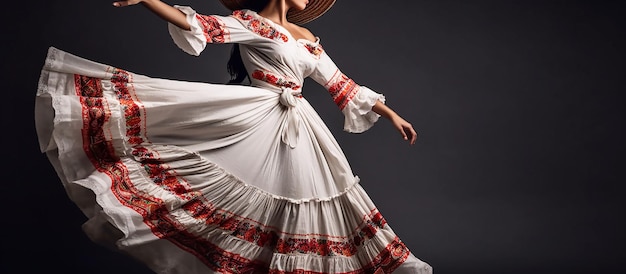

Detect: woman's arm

[112,0,190,30]
[372,100,418,145]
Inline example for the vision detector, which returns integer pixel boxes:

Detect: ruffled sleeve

[340,86,386,133]
[168,6,259,56]
[309,48,385,133]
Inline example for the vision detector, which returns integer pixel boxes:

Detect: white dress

[35,6,432,274]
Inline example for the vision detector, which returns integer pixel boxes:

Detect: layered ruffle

[167,5,212,56]
[35,47,431,273]
[341,86,385,133]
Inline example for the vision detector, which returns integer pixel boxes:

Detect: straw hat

[218,0,336,25]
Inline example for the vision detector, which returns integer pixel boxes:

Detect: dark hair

[226,0,270,84]
[227,44,248,84]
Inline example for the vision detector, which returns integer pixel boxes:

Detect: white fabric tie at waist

[279,87,301,148]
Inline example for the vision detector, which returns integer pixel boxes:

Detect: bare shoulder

[298,25,317,40]
[288,23,317,42]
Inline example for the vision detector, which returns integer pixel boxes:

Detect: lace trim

[37,47,60,95]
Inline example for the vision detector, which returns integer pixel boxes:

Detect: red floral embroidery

[195,14,230,43]
[268,237,411,274]
[251,70,301,90]
[232,10,289,42]
[75,69,406,273]
[325,71,360,110]
[304,43,323,58]
[184,197,389,256]
[76,71,268,273]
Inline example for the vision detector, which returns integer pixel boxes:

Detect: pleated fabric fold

[35,47,431,273]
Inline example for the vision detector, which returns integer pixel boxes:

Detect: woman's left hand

[390,115,418,145]
[371,100,418,145]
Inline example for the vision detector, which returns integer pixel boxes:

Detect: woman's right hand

[112,0,144,7]
[111,0,191,30]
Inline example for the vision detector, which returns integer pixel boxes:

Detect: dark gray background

[2,0,624,273]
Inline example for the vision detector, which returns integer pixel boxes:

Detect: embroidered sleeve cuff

[167,5,207,56]
[341,86,385,133]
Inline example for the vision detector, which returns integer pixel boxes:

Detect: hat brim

[218,0,336,25]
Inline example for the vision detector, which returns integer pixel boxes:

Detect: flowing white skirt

[35,47,432,274]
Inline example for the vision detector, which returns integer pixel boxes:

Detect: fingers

[392,116,417,145]
[401,123,418,145]
[112,1,138,7]
[409,127,418,145]
[400,127,408,141]
[402,127,416,145]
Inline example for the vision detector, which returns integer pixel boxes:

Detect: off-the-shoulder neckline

[238,9,321,45]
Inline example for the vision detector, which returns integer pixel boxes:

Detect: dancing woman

[34,0,433,273]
